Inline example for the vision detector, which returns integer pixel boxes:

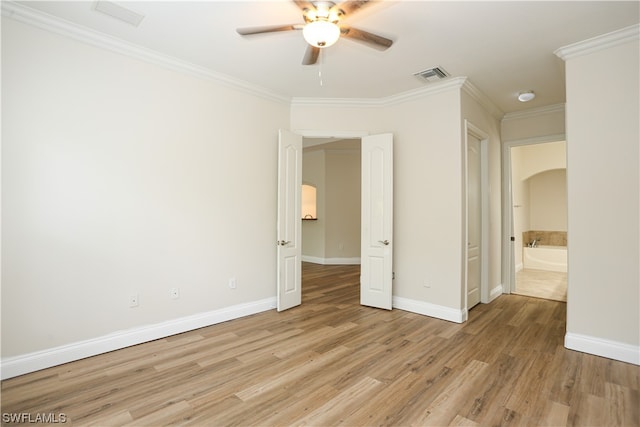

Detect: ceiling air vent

[413,67,450,83]
[94,1,145,27]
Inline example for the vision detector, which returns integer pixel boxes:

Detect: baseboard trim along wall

[301,256,361,265]
[1,297,277,380]
[489,285,504,302]
[393,296,466,323]
[565,332,640,365]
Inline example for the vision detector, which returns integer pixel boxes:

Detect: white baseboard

[393,296,465,323]
[302,256,361,265]
[1,297,277,380]
[565,332,640,365]
[489,284,504,302]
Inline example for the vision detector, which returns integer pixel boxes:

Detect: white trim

[489,285,503,303]
[393,296,466,324]
[295,130,369,139]
[502,134,567,147]
[555,24,640,60]
[464,121,491,306]
[1,1,290,105]
[292,77,469,109]
[502,104,565,122]
[565,332,640,366]
[302,256,361,265]
[0,297,276,380]
[461,79,504,120]
[2,0,507,114]
[291,77,500,116]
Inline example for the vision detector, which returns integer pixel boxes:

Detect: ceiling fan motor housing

[303,1,342,24]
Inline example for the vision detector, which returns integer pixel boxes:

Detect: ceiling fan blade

[302,45,320,65]
[340,26,393,50]
[236,24,301,36]
[332,0,372,17]
[292,0,316,12]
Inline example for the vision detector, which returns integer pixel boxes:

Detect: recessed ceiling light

[518,91,536,102]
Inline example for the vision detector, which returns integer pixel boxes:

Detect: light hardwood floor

[2,263,638,426]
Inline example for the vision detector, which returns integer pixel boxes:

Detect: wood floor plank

[292,376,383,426]
[2,262,638,426]
[410,359,490,426]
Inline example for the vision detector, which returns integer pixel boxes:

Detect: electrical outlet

[229,277,237,289]
[129,294,139,308]
[170,288,180,299]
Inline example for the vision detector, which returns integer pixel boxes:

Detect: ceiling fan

[236,0,393,65]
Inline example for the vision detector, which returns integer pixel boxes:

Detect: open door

[466,133,482,309]
[360,133,393,309]
[276,129,302,311]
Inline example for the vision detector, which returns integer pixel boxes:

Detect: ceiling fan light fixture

[518,90,536,102]
[303,20,340,48]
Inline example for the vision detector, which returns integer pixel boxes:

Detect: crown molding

[384,77,468,106]
[291,77,504,120]
[1,1,291,105]
[290,97,387,109]
[4,0,504,118]
[502,103,565,122]
[461,79,504,120]
[292,77,469,109]
[555,23,640,61]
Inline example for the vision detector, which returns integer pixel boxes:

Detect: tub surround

[523,230,567,247]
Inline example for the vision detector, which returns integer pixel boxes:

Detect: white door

[360,133,393,310]
[276,129,302,311]
[467,134,482,309]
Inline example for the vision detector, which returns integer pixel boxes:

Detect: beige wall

[529,169,567,232]
[461,89,503,304]
[510,141,567,267]
[2,18,290,357]
[302,146,361,262]
[516,141,567,180]
[7,10,635,371]
[501,106,565,142]
[293,82,503,315]
[302,150,326,259]
[563,37,639,351]
[324,150,361,259]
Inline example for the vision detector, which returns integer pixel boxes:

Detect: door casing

[463,121,490,317]
[500,133,566,294]
[286,129,394,310]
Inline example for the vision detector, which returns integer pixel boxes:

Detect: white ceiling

[12,1,640,114]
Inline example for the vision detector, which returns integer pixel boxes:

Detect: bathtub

[523,245,567,272]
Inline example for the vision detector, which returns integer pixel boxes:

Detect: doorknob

[277,240,291,246]
[378,240,390,246]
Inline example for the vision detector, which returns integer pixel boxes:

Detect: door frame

[293,129,369,302]
[501,133,566,294]
[463,121,490,316]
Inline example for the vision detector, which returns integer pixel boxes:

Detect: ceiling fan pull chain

[318,51,324,86]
